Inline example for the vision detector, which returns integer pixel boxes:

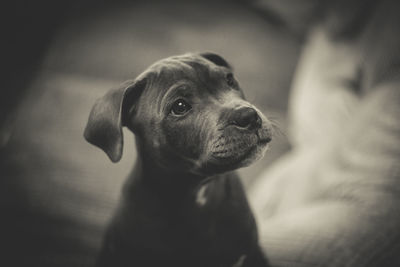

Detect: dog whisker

[268,117,287,138]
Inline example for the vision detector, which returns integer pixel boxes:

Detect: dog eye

[226,73,235,87]
[171,99,192,116]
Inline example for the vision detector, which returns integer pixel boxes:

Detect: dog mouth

[210,132,271,165]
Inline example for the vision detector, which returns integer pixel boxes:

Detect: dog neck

[128,154,207,197]
[120,142,239,214]
[125,137,216,198]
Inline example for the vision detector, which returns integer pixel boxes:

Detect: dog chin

[204,142,269,174]
[238,143,268,166]
[226,143,267,166]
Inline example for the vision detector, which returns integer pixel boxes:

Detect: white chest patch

[232,254,247,267]
[196,184,208,206]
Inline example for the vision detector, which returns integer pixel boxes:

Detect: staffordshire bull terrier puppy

[84,52,272,267]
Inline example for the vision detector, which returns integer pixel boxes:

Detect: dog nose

[230,107,261,130]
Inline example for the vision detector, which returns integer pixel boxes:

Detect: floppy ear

[199,52,232,69]
[84,78,147,162]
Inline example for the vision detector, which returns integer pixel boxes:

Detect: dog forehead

[139,55,227,99]
[156,53,211,68]
[150,54,223,82]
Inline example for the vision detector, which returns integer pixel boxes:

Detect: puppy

[84,52,272,267]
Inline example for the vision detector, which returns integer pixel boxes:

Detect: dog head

[84,52,272,176]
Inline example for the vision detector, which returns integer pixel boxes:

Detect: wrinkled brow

[159,83,195,114]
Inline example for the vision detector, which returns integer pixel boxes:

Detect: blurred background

[1,0,300,266]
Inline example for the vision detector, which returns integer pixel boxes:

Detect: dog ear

[84,78,147,163]
[200,52,232,69]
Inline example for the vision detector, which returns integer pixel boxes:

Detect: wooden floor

[1,1,300,266]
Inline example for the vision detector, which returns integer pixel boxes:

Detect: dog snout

[230,107,261,130]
